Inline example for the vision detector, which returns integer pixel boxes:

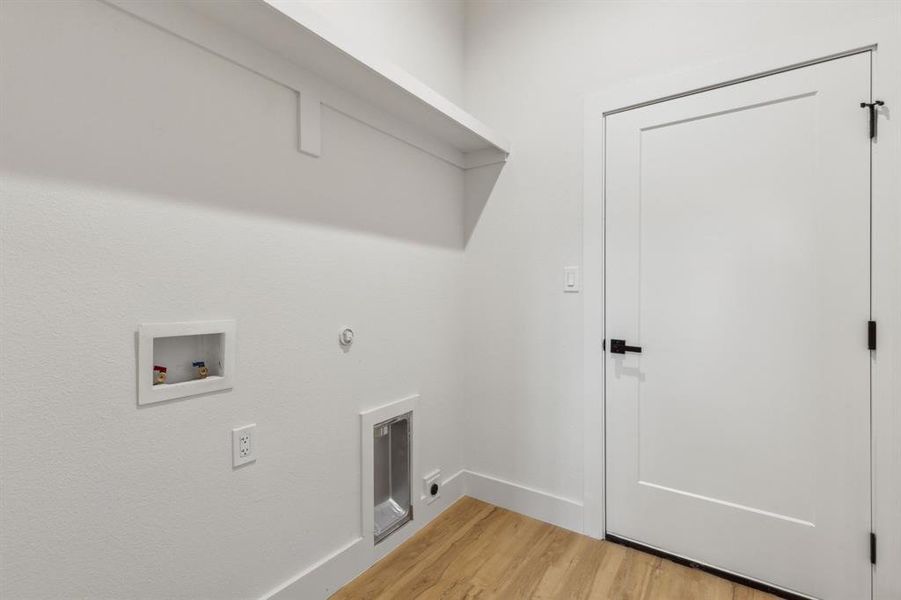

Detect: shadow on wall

[0,0,466,251]
[464,162,505,246]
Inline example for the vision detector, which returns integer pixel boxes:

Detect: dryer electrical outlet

[232,424,256,467]
[423,470,441,504]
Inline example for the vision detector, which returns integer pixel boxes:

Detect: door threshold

[605,533,812,600]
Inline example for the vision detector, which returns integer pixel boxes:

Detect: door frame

[582,16,900,599]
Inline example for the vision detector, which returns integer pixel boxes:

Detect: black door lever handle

[610,339,642,354]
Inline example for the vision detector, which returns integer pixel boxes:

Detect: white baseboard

[461,470,584,534]
[259,468,582,599]
[262,468,467,600]
[263,536,366,600]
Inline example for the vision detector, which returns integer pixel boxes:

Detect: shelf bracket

[298,90,322,157]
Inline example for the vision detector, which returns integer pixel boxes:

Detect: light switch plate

[232,424,256,467]
[563,266,581,293]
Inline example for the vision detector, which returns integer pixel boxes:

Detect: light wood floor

[332,497,780,600]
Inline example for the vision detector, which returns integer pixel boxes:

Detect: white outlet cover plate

[423,469,441,504]
[232,424,256,467]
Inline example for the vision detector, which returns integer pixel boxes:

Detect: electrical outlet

[423,469,441,504]
[232,424,256,467]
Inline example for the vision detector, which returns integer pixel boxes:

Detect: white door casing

[604,53,871,599]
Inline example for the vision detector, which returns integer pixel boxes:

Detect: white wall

[4,1,899,597]
[0,1,465,598]
[462,0,899,512]
[298,0,465,105]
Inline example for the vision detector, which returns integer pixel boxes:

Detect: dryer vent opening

[373,412,412,543]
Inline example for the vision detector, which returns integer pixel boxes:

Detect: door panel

[605,53,871,599]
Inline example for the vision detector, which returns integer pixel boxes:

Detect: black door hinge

[871,532,877,564]
[860,101,885,139]
[868,321,877,350]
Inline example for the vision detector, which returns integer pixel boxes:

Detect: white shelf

[261,0,510,157]
[106,0,510,169]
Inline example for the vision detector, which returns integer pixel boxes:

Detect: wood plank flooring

[331,497,780,600]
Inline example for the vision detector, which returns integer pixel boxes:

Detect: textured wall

[462,0,898,504]
[0,1,464,597]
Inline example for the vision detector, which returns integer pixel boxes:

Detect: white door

[605,53,871,600]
